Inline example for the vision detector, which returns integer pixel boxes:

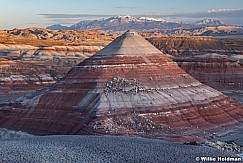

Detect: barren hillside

[0,28,118,46]
[148,36,243,56]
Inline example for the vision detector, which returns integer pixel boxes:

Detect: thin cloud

[39,14,115,26]
[114,6,139,9]
[165,9,243,18]
[133,9,243,25]
[49,18,82,25]
[39,14,113,19]
[155,9,243,25]
[39,14,113,25]
[208,9,241,13]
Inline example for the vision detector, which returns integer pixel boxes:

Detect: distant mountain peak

[47,24,69,30]
[108,15,138,22]
[194,18,225,26]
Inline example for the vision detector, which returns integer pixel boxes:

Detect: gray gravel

[0,135,238,163]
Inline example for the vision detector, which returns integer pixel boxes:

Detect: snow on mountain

[138,17,167,22]
[195,18,225,26]
[47,15,177,33]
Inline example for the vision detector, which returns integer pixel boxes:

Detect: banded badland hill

[0,28,242,104]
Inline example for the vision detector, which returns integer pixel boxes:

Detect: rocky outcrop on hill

[0,31,242,141]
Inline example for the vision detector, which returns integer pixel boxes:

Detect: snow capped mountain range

[47,15,182,33]
[47,16,232,34]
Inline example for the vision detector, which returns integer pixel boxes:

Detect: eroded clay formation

[0,31,242,141]
[175,54,243,91]
[0,44,101,60]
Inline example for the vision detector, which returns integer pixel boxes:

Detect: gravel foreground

[0,135,239,163]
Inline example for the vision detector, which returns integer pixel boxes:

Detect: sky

[1,0,243,29]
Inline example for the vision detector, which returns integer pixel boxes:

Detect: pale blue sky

[1,0,243,29]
